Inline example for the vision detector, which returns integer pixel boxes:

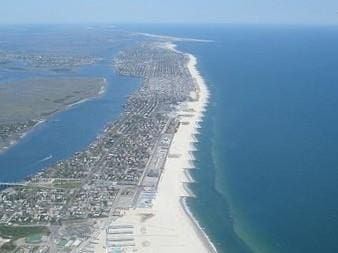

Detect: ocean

[2,24,338,253]
[122,24,338,253]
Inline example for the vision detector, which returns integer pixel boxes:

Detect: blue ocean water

[122,24,338,253]
[2,24,338,253]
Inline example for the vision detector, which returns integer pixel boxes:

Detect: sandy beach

[92,47,216,253]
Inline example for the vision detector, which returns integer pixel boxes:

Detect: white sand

[136,32,213,43]
[92,46,216,253]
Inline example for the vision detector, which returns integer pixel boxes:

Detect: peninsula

[0,35,215,253]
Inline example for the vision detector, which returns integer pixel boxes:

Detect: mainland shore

[0,78,107,156]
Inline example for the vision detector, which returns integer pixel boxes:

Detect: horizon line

[0,21,338,27]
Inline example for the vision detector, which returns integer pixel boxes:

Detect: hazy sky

[1,0,338,25]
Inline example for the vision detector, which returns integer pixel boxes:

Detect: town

[0,40,198,253]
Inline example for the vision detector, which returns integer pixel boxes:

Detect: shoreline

[167,41,217,251]
[0,119,46,156]
[1,36,216,252]
[0,80,107,157]
[93,48,217,253]
[136,31,214,43]
[183,53,217,253]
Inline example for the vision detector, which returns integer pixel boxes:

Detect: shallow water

[187,25,338,253]
[122,24,338,253]
[2,24,338,253]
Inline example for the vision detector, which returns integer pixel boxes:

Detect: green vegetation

[1,241,16,253]
[0,225,49,239]
[57,238,68,247]
[25,233,42,244]
[0,78,105,123]
[0,225,49,252]
[52,179,82,189]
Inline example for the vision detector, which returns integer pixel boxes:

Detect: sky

[0,0,338,25]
